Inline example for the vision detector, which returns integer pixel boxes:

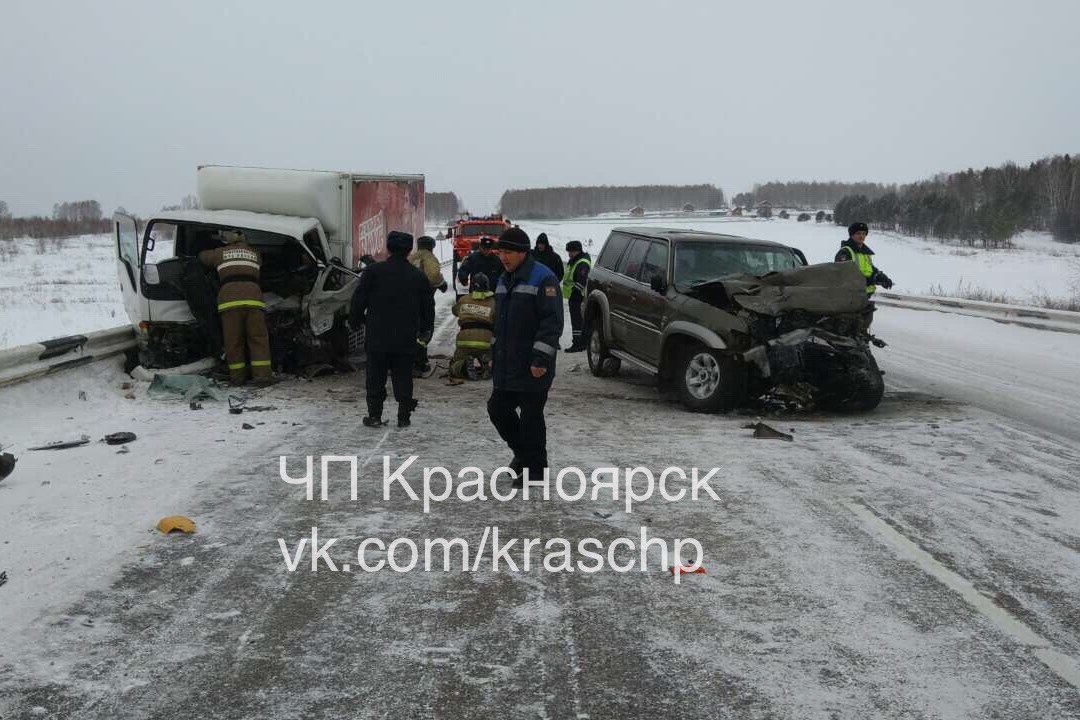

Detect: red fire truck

[447,213,512,289]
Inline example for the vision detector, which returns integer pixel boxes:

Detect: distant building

[682,203,695,212]
[756,200,773,218]
[731,206,744,217]
[629,206,645,217]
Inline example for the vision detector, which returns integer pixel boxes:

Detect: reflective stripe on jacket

[562,255,592,299]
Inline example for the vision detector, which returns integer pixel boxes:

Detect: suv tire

[585,321,620,377]
[675,344,743,412]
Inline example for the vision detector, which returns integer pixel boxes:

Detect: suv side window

[638,241,669,282]
[615,239,649,279]
[597,232,630,270]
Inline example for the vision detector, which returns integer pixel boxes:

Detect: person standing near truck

[456,236,504,292]
[198,230,273,385]
[409,235,448,375]
[349,231,435,428]
[487,227,563,484]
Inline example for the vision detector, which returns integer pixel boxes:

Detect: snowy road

[2,299,1080,718]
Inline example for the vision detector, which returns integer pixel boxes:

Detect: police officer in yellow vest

[835,222,894,294]
[562,240,592,352]
[448,273,496,382]
[198,230,273,385]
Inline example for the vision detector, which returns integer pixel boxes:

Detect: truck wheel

[586,321,619,377]
[676,345,743,412]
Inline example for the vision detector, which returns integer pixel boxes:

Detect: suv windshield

[674,241,800,289]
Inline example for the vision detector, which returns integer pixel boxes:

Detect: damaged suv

[583,228,885,411]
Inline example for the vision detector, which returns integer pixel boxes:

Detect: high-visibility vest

[562,256,592,299]
[844,246,876,294]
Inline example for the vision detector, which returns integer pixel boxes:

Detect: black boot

[363,403,385,428]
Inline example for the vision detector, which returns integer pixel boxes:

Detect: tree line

[732,181,893,210]
[498,184,725,219]
[832,154,1080,247]
[0,199,111,240]
[425,192,461,222]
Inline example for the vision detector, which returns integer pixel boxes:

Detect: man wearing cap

[562,240,592,352]
[835,222,894,294]
[349,231,435,428]
[198,229,273,386]
[456,236,504,292]
[487,226,564,484]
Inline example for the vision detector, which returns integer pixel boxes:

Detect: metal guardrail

[0,325,136,388]
[875,292,1080,335]
[2,290,1076,389]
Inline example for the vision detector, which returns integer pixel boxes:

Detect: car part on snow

[669,564,706,576]
[148,373,227,402]
[242,423,255,430]
[29,436,90,451]
[102,432,137,445]
[156,515,196,534]
[0,452,15,480]
[744,422,794,441]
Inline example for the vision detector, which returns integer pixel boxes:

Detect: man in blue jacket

[487,226,564,485]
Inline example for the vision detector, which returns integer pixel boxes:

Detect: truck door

[114,212,146,327]
[141,221,195,323]
[302,224,360,336]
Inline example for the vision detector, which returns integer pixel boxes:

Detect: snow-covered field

[0,234,126,349]
[2,218,1078,351]
[517,215,1080,305]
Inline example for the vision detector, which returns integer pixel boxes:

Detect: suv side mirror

[649,273,667,294]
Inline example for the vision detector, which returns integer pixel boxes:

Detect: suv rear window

[597,232,631,270]
[615,239,649,279]
[639,241,669,282]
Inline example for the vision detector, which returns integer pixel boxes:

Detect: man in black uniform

[487,227,564,484]
[456,236,504,292]
[531,233,564,279]
[349,231,435,428]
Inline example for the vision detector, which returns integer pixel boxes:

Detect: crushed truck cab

[115,166,424,370]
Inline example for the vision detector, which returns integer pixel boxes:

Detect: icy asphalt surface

[2,297,1080,719]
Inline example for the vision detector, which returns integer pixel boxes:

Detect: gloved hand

[871,270,894,289]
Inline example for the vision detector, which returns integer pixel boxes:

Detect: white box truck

[114,165,425,369]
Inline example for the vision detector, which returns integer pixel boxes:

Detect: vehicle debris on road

[0,452,16,480]
[102,432,137,446]
[156,516,196,534]
[744,422,794,441]
[29,436,90,451]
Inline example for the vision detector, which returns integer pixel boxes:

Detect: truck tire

[585,320,619,377]
[675,344,743,412]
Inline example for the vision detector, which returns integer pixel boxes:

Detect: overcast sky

[1,0,1077,217]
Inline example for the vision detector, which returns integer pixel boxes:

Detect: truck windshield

[461,223,506,236]
[674,241,800,289]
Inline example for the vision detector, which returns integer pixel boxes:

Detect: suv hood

[693,261,868,316]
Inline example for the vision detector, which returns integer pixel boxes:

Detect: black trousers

[568,293,584,346]
[365,351,414,419]
[487,389,549,473]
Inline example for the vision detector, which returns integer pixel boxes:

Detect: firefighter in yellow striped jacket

[198,230,273,385]
[448,273,496,381]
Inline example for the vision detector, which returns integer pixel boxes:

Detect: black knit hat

[536,232,549,248]
[479,236,495,249]
[387,230,413,254]
[848,222,869,236]
[417,235,436,250]
[498,226,530,252]
[565,240,583,253]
